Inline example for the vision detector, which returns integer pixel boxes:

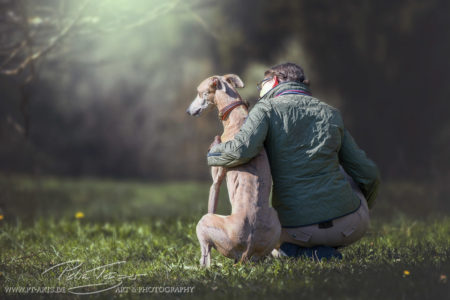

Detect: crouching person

[207,62,380,260]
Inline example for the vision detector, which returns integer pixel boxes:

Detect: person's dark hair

[264,62,309,85]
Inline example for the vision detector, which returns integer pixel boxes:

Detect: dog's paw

[208,135,222,151]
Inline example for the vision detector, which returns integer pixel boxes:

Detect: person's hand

[208,135,222,151]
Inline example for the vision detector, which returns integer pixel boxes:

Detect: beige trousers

[280,167,370,248]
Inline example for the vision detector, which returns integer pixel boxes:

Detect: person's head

[257,62,309,97]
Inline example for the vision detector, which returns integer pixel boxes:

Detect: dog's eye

[202,92,209,98]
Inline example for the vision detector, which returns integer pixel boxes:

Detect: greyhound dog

[186,74,281,267]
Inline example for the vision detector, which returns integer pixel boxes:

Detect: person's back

[260,81,361,227]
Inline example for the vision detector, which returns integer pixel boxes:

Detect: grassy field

[0,174,449,299]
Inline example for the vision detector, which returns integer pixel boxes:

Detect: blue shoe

[279,243,343,261]
[298,245,343,261]
[279,242,300,257]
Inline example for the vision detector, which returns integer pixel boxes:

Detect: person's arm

[207,101,270,168]
[339,128,380,208]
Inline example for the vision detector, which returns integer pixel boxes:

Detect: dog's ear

[210,76,223,90]
[223,74,244,88]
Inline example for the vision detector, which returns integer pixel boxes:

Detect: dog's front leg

[208,166,226,214]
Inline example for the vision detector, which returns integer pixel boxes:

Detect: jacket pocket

[285,228,312,243]
[340,211,361,237]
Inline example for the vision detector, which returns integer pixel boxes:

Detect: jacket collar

[259,81,312,101]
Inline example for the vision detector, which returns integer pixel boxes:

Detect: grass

[0,174,449,299]
[0,174,231,223]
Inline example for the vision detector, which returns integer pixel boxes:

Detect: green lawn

[0,174,449,299]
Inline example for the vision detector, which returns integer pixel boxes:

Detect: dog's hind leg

[196,214,236,267]
[196,214,217,268]
[199,240,212,267]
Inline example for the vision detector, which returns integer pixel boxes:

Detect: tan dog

[186,74,281,267]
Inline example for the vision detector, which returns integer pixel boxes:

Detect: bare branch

[183,4,219,40]
[0,40,26,69]
[0,0,92,76]
[123,0,180,31]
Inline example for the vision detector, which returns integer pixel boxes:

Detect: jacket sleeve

[207,102,270,168]
[339,128,381,208]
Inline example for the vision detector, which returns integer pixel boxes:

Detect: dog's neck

[214,91,248,142]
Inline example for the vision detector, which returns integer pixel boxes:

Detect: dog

[186,74,281,267]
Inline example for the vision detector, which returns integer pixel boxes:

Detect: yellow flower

[0,214,4,220]
[75,212,85,219]
[403,270,410,276]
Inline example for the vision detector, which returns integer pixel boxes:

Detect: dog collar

[218,100,248,121]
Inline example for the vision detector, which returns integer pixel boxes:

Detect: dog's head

[186,74,245,116]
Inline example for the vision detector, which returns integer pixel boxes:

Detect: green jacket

[207,81,380,227]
